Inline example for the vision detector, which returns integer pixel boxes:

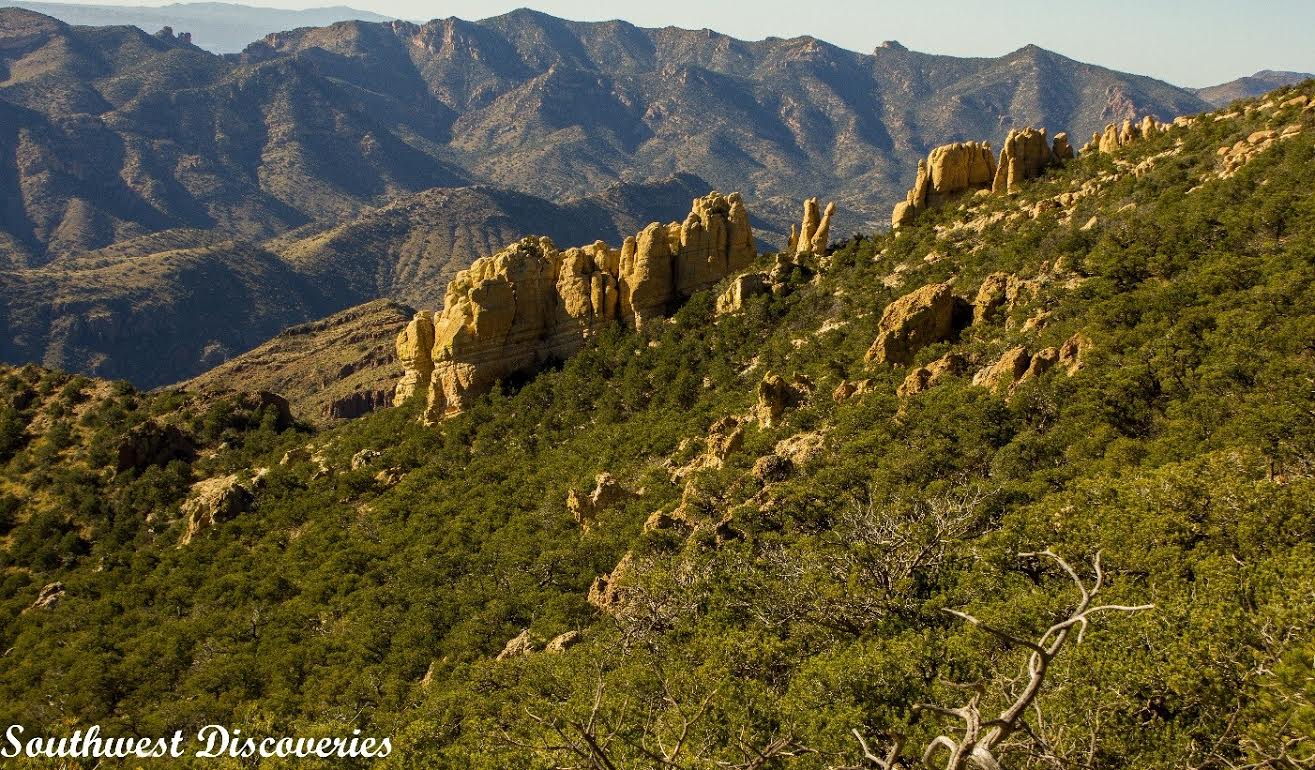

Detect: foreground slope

[0,85,1312,768]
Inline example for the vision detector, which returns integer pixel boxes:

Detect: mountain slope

[0,7,1211,266]
[9,1,392,53]
[0,82,1311,769]
[1194,69,1314,106]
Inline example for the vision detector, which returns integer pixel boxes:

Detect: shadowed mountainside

[0,7,1211,266]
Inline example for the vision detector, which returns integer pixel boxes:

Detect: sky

[37,0,1315,87]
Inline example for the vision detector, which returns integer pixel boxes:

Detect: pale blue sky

[44,0,1315,87]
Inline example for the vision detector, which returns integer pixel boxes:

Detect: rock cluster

[893,130,1073,228]
[397,193,756,422]
[755,373,809,427]
[971,334,1086,393]
[1081,116,1170,155]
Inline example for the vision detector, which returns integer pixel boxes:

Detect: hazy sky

[40,0,1315,87]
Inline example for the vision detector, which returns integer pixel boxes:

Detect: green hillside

[0,83,1312,768]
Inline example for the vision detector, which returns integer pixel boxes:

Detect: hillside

[8,1,391,53]
[1195,69,1314,106]
[0,82,1311,768]
[179,298,411,427]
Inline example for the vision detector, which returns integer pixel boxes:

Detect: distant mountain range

[1193,70,1315,107]
[8,1,390,51]
[0,4,1279,388]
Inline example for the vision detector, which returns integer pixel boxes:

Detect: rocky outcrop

[973,347,1033,391]
[115,420,195,473]
[892,142,994,228]
[567,472,633,532]
[28,582,65,611]
[973,272,1039,327]
[756,373,808,427]
[832,379,876,403]
[496,630,537,660]
[898,352,966,398]
[1082,116,1170,154]
[716,272,770,315]
[411,192,756,422]
[544,630,580,653]
[789,198,838,256]
[865,282,968,365]
[179,473,263,546]
[893,130,1073,227]
[325,389,392,419]
[394,312,435,406]
[972,338,1083,393]
[587,552,634,611]
[993,128,1054,194]
[1059,333,1088,374]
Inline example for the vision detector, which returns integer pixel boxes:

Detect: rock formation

[1082,116,1170,154]
[865,282,968,365]
[394,312,435,405]
[567,472,633,532]
[755,373,808,427]
[894,130,1073,227]
[899,352,966,398]
[892,142,995,228]
[179,472,264,546]
[973,272,1039,327]
[496,630,537,660]
[716,272,770,315]
[408,193,756,422]
[28,582,65,612]
[791,198,838,256]
[973,346,1033,391]
[993,128,1054,194]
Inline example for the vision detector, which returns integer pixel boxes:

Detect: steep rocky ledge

[395,192,758,422]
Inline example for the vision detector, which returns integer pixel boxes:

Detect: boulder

[179,474,258,546]
[716,272,770,315]
[756,373,803,427]
[587,552,634,611]
[544,630,581,654]
[866,282,963,365]
[898,352,965,398]
[28,582,65,611]
[1059,333,1088,374]
[567,472,633,532]
[351,448,382,470]
[1020,347,1059,383]
[495,630,537,660]
[394,311,435,405]
[1052,132,1075,161]
[752,454,794,482]
[832,379,876,402]
[972,347,1032,391]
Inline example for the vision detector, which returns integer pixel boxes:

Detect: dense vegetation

[1,85,1313,768]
